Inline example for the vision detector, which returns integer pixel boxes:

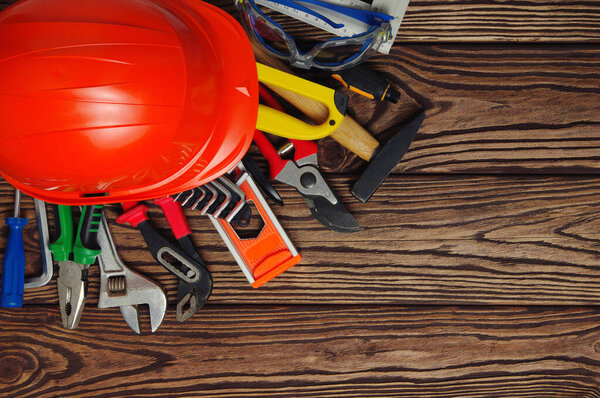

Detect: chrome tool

[49,205,103,329]
[97,211,167,333]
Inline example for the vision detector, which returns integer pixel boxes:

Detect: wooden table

[1,0,600,396]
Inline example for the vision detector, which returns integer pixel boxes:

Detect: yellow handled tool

[255,63,347,140]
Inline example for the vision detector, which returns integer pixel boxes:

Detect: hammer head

[351,112,425,203]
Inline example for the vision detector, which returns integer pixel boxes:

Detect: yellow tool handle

[252,42,380,161]
[256,63,347,141]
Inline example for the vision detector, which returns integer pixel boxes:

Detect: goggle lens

[244,5,291,56]
[313,42,369,66]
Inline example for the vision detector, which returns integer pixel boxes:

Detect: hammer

[252,43,424,202]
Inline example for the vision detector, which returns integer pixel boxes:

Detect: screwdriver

[1,190,28,308]
[331,64,400,103]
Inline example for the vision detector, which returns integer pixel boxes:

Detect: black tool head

[351,112,425,203]
[242,154,284,206]
[306,196,362,233]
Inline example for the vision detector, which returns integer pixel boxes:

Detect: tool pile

[0,0,425,333]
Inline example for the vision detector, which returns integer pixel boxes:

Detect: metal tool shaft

[13,190,20,218]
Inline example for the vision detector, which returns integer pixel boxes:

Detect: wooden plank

[3,0,600,43]
[317,44,600,174]
[4,175,599,306]
[258,0,600,43]
[397,0,600,43]
[2,306,600,397]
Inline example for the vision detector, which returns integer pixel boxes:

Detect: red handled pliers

[253,86,361,233]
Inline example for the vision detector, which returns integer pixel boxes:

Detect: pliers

[255,86,361,233]
[117,199,212,321]
[49,205,103,329]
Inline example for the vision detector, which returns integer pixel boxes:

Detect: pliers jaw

[57,261,88,329]
[274,161,339,206]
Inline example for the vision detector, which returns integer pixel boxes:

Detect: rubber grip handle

[253,130,288,179]
[255,63,347,140]
[259,85,318,162]
[117,203,149,227]
[153,197,191,240]
[73,205,103,265]
[0,217,28,308]
[332,66,390,102]
[48,205,74,262]
[252,42,380,161]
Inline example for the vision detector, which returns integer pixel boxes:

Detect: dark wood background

[1,0,600,396]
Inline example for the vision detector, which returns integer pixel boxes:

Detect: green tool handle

[48,205,74,262]
[73,205,103,265]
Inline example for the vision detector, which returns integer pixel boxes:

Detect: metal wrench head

[97,212,167,333]
[120,305,140,334]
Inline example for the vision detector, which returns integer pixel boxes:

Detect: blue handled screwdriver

[1,190,28,308]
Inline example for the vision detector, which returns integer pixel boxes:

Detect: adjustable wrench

[97,211,167,333]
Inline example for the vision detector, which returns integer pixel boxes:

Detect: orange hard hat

[0,0,258,204]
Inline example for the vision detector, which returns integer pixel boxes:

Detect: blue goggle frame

[237,0,393,71]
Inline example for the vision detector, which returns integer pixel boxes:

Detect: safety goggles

[236,0,394,71]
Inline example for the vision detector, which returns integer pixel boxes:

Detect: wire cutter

[254,86,361,233]
[49,205,103,329]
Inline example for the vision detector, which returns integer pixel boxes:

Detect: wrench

[97,211,167,333]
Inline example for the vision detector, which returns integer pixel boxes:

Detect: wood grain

[4,175,598,306]
[208,0,600,43]
[317,44,600,173]
[2,306,600,397]
[400,0,600,43]
[2,0,600,395]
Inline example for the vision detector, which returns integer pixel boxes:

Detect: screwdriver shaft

[13,190,20,218]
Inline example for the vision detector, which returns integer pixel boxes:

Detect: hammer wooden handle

[253,43,380,161]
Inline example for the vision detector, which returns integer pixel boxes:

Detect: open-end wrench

[97,211,167,333]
